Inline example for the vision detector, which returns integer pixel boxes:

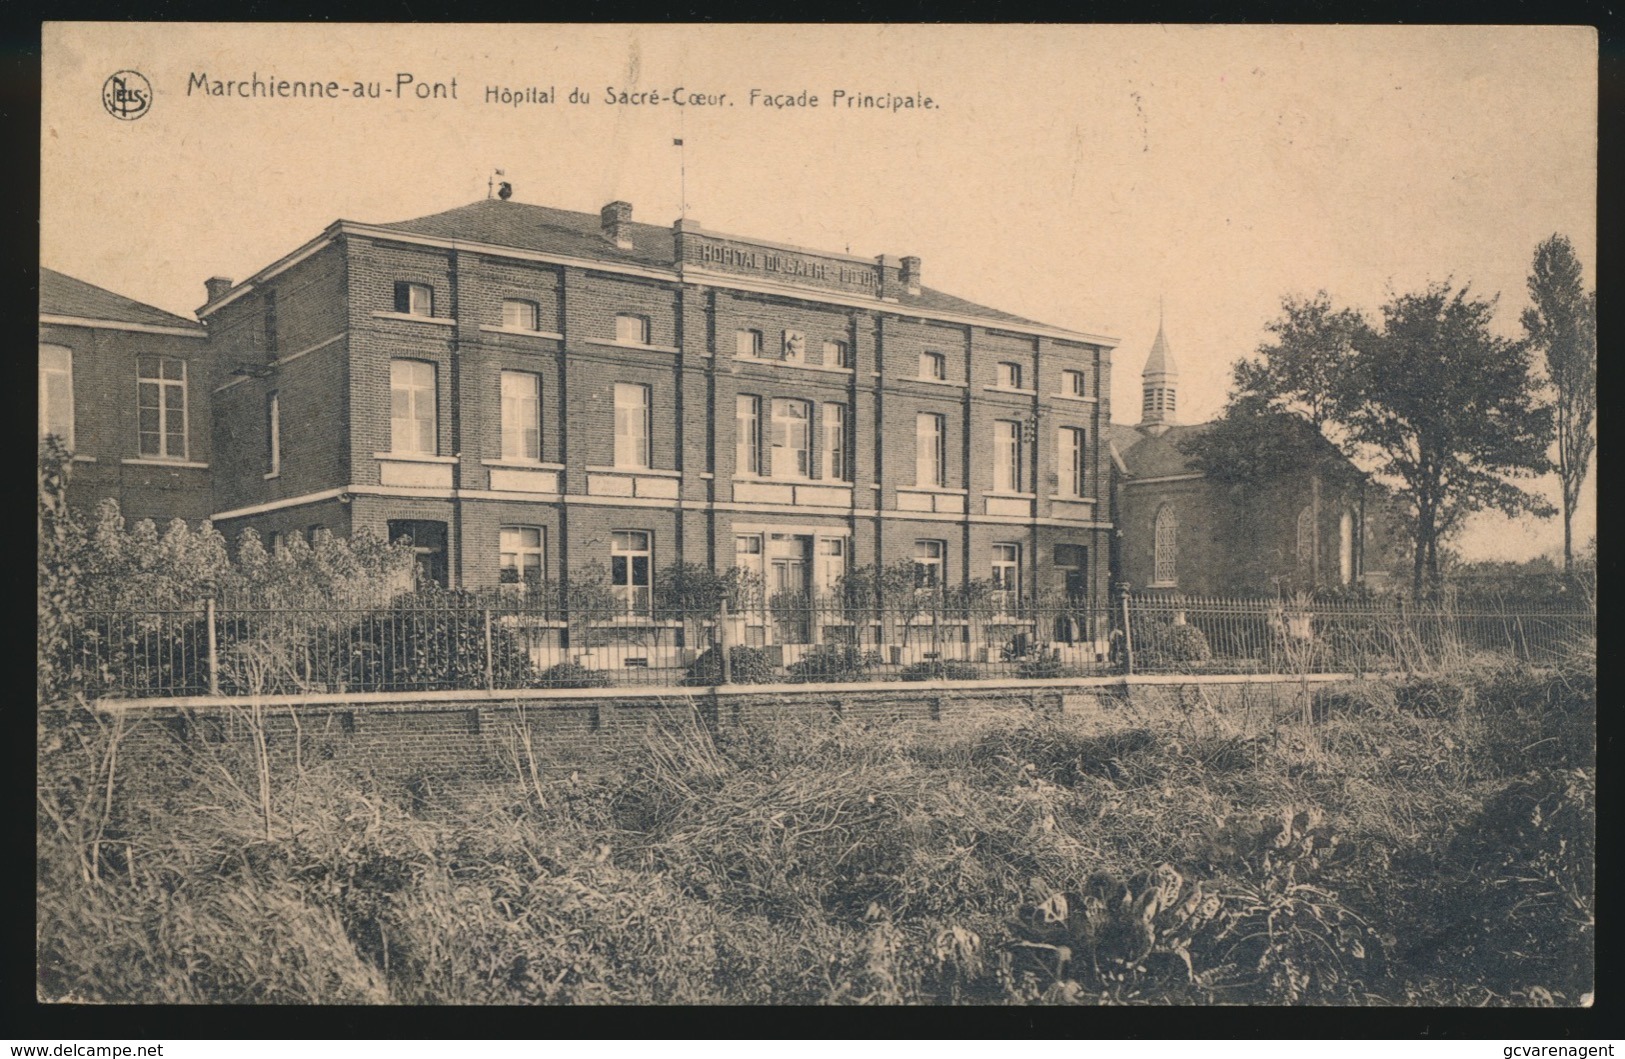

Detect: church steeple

[1140,301,1179,431]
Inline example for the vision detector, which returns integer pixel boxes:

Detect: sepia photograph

[37,22,1596,1008]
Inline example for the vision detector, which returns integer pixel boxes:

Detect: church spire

[1140,302,1179,430]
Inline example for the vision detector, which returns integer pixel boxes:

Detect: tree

[1343,283,1555,596]
[1231,291,1368,432]
[1522,234,1597,572]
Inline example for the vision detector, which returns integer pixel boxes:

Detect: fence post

[206,597,220,696]
[718,599,733,685]
[483,607,495,691]
[1120,590,1134,676]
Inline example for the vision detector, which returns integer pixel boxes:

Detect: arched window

[1296,506,1314,569]
[1153,504,1178,585]
[1338,508,1356,585]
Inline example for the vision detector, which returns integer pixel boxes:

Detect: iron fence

[54,589,1593,699]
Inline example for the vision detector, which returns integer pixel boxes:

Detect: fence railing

[52,591,1593,700]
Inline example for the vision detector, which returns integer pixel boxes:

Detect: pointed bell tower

[1140,300,1179,433]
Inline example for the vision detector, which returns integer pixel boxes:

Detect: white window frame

[997,362,1024,389]
[821,403,848,482]
[920,350,947,381]
[991,543,1022,611]
[736,328,764,358]
[610,530,652,616]
[266,390,281,476]
[915,412,946,488]
[1058,426,1086,497]
[1062,369,1087,397]
[501,298,539,331]
[736,394,762,476]
[394,282,434,317]
[615,314,651,345]
[39,344,73,449]
[613,382,652,469]
[1153,505,1178,586]
[824,339,852,369]
[500,370,543,462]
[993,419,1023,493]
[770,398,812,479]
[913,539,946,590]
[499,525,546,590]
[137,355,189,460]
[390,359,437,455]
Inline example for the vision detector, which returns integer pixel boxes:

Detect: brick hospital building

[46,195,1122,640]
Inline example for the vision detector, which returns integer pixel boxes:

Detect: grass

[37,648,1594,1005]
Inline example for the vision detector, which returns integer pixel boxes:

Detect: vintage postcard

[39,23,1596,1010]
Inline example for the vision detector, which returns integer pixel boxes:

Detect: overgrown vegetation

[37,651,1593,1005]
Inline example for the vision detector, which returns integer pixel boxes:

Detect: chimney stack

[900,256,922,295]
[600,201,634,250]
[204,276,234,302]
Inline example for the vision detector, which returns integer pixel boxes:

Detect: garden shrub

[532,662,612,689]
[786,644,881,683]
[1137,621,1213,666]
[1394,675,1466,718]
[900,660,984,682]
[1014,647,1080,680]
[684,645,778,686]
[333,595,538,692]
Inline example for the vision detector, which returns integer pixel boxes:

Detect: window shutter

[394,282,410,314]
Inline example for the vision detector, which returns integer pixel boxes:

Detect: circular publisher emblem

[102,70,152,120]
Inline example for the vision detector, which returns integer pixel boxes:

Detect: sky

[41,23,1597,561]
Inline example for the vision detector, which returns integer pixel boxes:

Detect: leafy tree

[1232,291,1367,432]
[1343,283,1555,596]
[1180,403,1360,490]
[1521,234,1597,572]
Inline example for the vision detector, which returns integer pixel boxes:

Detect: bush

[1394,675,1466,718]
[900,660,985,682]
[332,596,538,692]
[786,644,881,683]
[684,646,777,686]
[1137,621,1213,666]
[1014,647,1080,680]
[533,662,612,689]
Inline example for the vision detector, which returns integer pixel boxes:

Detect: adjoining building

[39,268,212,524]
[1108,316,1403,596]
[189,195,1119,652]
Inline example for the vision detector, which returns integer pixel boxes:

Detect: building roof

[1108,421,1212,480]
[40,267,204,331]
[1142,318,1177,378]
[369,199,1065,333]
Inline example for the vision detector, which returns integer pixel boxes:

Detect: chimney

[600,201,634,250]
[900,256,922,295]
[204,276,234,302]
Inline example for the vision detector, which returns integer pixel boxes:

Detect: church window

[1296,506,1314,569]
[1153,505,1177,586]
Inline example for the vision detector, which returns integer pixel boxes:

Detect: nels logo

[102,70,152,120]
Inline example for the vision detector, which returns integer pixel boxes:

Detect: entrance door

[1054,543,1089,642]
[768,534,812,643]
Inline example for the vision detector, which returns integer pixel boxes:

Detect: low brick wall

[68,673,1357,784]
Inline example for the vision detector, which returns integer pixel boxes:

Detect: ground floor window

[387,519,448,588]
[991,543,1022,612]
[499,526,545,589]
[610,530,652,615]
[914,539,946,590]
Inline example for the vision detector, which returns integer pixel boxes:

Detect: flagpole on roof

[674,111,687,221]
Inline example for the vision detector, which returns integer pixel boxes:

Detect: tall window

[610,531,652,615]
[915,412,945,487]
[997,362,1023,389]
[824,339,852,369]
[736,328,764,357]
[1058,426,1086,497]
[736,394,762,476]
[913,540,946,590]
[1061,369,1087,397]
[502,299,539,330]
[394,282,433,316]
[265,391,281,475]
[993,419,1023,492]
[821,403,848,481]
[920,351,947,381]
[615,314,650,345]
[1339,508,1356,586]
[500,371,542,461]
[1153,505,1178,586]
[39,344,73,447]
[137,355,188,460]
[770,398,811,478]
[991,544,1021,610]
[613,383,651,468]
[388,519,448,588]
[499,526,545,588]
[1296,506,1315,569]
[390,359,437,455]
